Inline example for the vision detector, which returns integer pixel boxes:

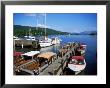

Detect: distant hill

[80,31,97,35]
[14,25,69,37]
[70,33,80,35]
[71,31,97,35]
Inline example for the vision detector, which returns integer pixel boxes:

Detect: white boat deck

[22,51,40,56]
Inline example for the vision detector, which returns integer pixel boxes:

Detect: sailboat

[51,37,61,45]
[39,13,52,47]
[24,27,36,40]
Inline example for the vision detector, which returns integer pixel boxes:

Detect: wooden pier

[14,42,86,75]
[39,43,76,75]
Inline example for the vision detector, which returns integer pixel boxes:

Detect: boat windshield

[70,59,84,65]
[23,55,32,60]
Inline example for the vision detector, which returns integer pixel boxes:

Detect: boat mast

[36,14,38,30]
[45,13,46,38]
[26,31,27,36]
[29,27,31,36]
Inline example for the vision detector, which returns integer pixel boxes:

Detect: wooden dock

[14,42,85,75]
[14,39,40,49]
[39,45,76,75]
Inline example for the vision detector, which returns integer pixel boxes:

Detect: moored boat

[24,36,36,40]
[21,51,40,60]
[39,13,52,47]
[24,27,36,40]
[67,44,87,75]
[78,44,87,55]
[39,37,52,47]
[14,51,40,75]
[51,37,61,45]
[68,56,86,75]
[37,52,57,65]
[13,36,21,40]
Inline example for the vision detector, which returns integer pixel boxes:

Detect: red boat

[14,51,23,57]
[68,56,86,75]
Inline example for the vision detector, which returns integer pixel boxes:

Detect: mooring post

[14,40,15,51]
[22,44,23,48]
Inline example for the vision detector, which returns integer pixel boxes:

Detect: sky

[13,13,97,33]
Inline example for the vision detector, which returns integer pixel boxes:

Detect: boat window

[78,60,84,64]
[23,55,32,60]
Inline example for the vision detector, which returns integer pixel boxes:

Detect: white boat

[13,36,21,40]
[39,37,52,47]
[24,28,36,40]
[51,37,61,45]
[78,44,87,55]
[68,56,86,75]
[68,44,87,75]
[39,13,52,47]
[22,51,40,60]
[24,36,36,40]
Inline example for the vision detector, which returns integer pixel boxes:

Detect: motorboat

[68,44,87,75]
[21,51,40,60]
[68,56,86,75]
[78,44,87,55]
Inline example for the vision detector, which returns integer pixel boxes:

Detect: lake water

[15,35,97,75]
[51,35,97,75]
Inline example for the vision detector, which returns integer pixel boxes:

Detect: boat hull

[68,59,86,75]
[39,42,52,47]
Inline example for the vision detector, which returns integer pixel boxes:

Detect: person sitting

[33,70,39,75]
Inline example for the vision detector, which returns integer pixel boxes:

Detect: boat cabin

[37,52,57,66]
[51,37,60,44]
[70,56,85,65]
[22,51,40,60]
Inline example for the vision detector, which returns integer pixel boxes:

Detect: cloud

[25,13,37,17]
[25,13,46,17]
[37,24,49,28]
[38,13,45,16]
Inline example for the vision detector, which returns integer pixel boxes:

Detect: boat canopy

[37,52,56,59]
[14,52,23,57]
[71,56,84,60]
[80,44,87,50]
[59,49,68,53]
[22,51,40,57]
[80,44,87,47]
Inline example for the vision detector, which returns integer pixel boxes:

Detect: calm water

[16,35,97,75]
